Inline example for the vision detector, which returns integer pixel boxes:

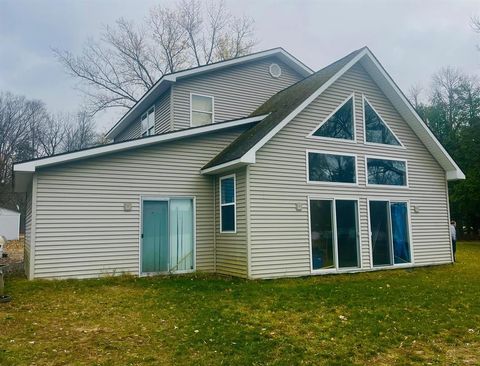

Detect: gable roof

[13,114,267,192]
[0,207,20,216]
[201,47,465,181]
[105,48,313,140]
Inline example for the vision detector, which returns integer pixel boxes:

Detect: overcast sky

[1,0,479,132]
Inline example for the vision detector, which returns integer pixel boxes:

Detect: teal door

[142,201,169,273]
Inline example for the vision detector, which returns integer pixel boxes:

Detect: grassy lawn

[1,243,479,365]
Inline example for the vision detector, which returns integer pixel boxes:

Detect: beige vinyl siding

[249,63,451,279]
[172,57,304,130]
[214,168,248,277]
[115,118,141,142]
[155,90,171,134]
[24,187,32,278]
[33,126,248,279]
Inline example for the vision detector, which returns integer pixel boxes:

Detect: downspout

[445,175,454,264]
[213,176,217,273]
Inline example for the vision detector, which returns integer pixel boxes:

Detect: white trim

[306,149,359,186]
[139,195,197,276]
[245,165,252,278]
[190,93,215,127]
[308,196,362,274]
[364,155,409,188]
[106,48,313,139]
[14,114,268,176]
[362,94,405,148]
[29,175,37,280]
[366,198,414,268]
[306,92,357,143]
[219,174,237,234]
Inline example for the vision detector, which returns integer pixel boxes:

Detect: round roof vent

[269,63,282,78]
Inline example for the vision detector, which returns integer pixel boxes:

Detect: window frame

[306,149,359,186]
[219,173,236,234]
[362,94,405,149]
[366,198,414,268]
[365,155,409,188]
[306,93,357,143]
[190,93,215,127]
[141,106,155,137]
[307,195,362,274]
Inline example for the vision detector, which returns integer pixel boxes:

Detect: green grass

[1,243,479,365]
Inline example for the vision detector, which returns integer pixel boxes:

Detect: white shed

[0,208,20,240]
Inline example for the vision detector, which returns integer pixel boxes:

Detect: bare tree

[54,0,256,115]
[37,113,68,156]
[408,84,424,110]
[63,111,98,153]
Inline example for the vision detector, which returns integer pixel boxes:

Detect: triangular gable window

[364,98,401,146]
[311,96,354,140]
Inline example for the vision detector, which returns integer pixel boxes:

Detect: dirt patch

[1,237,24,272]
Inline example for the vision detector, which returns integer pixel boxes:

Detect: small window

[311,95,354,140]
[367,157,407,186]
[220,175,236,233]
[141,107,155,137]
[308,151,356,184]
[191,94,214,126]
[364,98,401,146]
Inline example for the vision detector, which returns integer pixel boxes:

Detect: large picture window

[367,157,407,186]
[310,95,354,141]
[220,175,236,233]
[369,200,411,266]
[363,97,401,146]
[310,199,360,270]
[191,94,214,126]
[308,151,357,184]
[141,106,155,137]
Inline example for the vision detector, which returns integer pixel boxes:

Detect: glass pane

[148,108,155,129]
[221,205,235,232]
[365,101,400,145]
[310,200,335,269]
[336,200,359,268]
[221,177,235,204]
[192,95,213,112]
[370,201,392,266]
[391,202,411,264]
[192,111,212,126]
[142,200,169,272]
[308,152,356,183]
[169,198,194,272]
[367,158,407,186]
[141,114,148,132]
[313,97,354,140]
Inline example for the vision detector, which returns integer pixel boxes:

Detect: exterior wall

[249,63,451,279]
[32,126,248,279]
[115,118,141,142]
[114,91,171,142]
[214,167,248,277]
[155,90,171,134]
[24,189,32,277]
[172,57,304,130]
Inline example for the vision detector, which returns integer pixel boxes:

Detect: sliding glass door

[369,200,411,266]
[142,198,194,274]
[310,199,360,271]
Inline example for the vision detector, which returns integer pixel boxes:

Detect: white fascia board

[14,114,267,173]
[200,154,255,175]
[359,51,465,181]
[106,49,312,140]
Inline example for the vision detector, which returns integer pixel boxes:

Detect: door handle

[141,233,144,239]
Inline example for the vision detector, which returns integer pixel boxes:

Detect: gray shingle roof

[202,47,366,170]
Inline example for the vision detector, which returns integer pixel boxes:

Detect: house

[13,47,464,280]
[0,207,20,241]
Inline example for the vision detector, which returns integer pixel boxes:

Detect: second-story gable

[111,49,310,142]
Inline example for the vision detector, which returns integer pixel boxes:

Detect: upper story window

[141,107,155,137]
[220,174,236,233]
[309,94,355,141]
[307,150,357,184]
[363,96,401,146]
[191,94,214,127]
[366,157,407,186]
